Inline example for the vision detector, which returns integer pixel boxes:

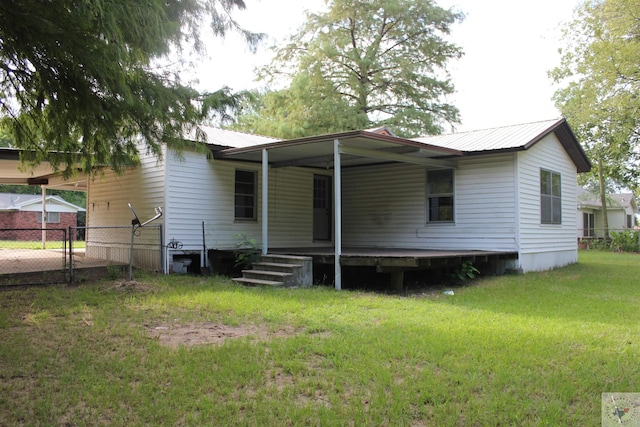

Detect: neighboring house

[83,118,590,285]
[0,193,85,240]
[577,187,638,239]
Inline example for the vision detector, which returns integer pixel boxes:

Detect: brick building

[0,194,85,241]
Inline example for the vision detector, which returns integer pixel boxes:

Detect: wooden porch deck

[270,247,518,269]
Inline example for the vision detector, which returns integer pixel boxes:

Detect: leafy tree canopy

[551,0,640,194]
[0,0,261,176]
[234,0,464,138]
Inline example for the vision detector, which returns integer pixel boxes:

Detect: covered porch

[212,129,514,289]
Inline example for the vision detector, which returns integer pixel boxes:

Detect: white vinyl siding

[425,155,517,251]
[85,144,166,270]
[342,155,517,251]
[517,133,578,271]
[164,149,326,252]
[165,150,260,251]
[267,167,327,248]
[606,209,632,233]
[342,164,425,248]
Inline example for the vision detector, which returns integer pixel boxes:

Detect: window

[583,212,595,237]
[427,169,454,222]
[627,214,633,229]
[540,169,561,224]
[234,170,256,220]
[38,212,60,223]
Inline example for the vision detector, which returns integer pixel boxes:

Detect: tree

[235,0,463,138]
[233,74,369,139]
[550,0,640,240]
[0,0,261,176]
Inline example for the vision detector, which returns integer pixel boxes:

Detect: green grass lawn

[0,251,638,425]
[0,240,86,250]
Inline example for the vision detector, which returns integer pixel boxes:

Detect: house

[81,118,590,287]
[577,187,638,239]
[0,193,85,241]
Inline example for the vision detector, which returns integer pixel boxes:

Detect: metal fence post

[68,226,73,283]
[63,228,67,282]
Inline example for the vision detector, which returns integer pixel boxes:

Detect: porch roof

[210,130,462,169]
[0,148,88,190]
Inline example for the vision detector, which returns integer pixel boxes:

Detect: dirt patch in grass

[101,280,155,293]
[147,322,298,348]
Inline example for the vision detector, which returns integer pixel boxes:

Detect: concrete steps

[233,254,313,288]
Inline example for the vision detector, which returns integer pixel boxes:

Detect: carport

[0,148,93,285]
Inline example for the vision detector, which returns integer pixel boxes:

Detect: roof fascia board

[338,144,456,169]
[214,130,463,159]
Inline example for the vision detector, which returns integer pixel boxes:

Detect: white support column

[41,186,47,249]
[333,139,342,290]
[262,149,269,255]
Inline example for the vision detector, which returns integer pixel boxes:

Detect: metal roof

[412,119,563,151]
[578,187,638,210]
[212,119,591,172]
[200,126,280,148]
[413,118,591,173]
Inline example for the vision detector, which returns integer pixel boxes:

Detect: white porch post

[333,139,342,290]
[262,149,269,255]
[41,186,47,249]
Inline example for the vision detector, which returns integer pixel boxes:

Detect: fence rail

[0,225,162,286]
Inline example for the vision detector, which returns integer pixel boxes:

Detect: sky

[190,0,582,132]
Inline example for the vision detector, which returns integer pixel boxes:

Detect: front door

[313,175,332,241]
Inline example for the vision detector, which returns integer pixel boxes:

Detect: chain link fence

[0,225,163,286]
[0,228,67,286]
[70,225,163,281]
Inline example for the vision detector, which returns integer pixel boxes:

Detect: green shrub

[610,230,639,252]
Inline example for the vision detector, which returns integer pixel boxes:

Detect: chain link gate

[0,228,68,286]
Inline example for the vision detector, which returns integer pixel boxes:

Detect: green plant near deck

[106,263,122,280]
[0,251,639,426]
[233,232,261,269]
[451,260,480,282]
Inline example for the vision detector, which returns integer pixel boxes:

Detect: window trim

[583,212,595,237]
[37,211,61,223]
[426,168,455,223]
[540,169,562,225]
[234,169,257,221]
